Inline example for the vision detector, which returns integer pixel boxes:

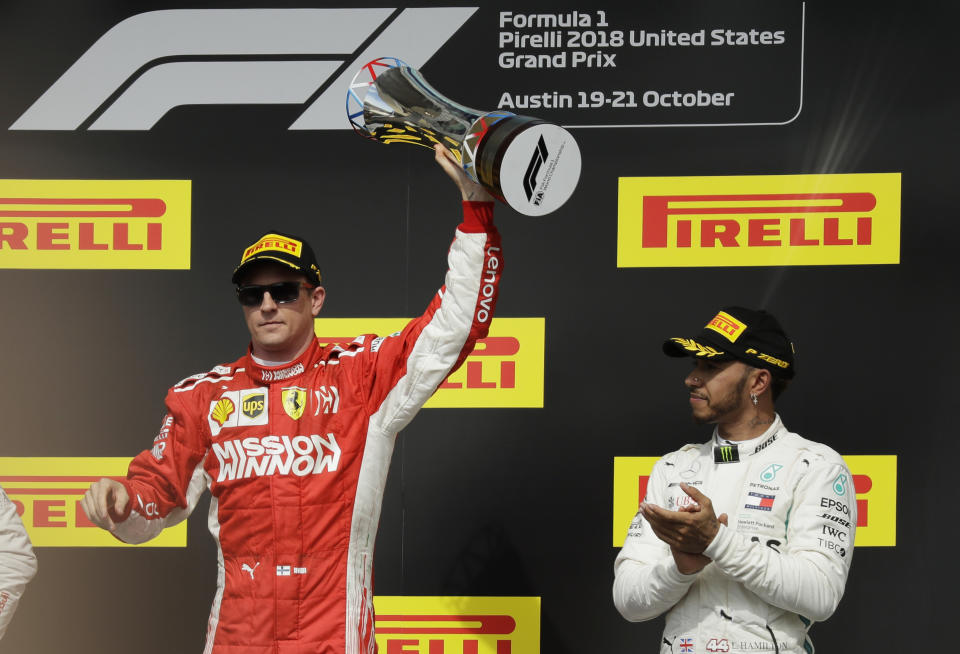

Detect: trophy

[346,57,581,216]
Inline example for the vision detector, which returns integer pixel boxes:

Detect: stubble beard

[691,372,750,425]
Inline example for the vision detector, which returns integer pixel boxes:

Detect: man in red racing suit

[81,145,501,653]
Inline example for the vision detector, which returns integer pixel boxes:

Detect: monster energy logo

[833,473,847,496]
[714,444,740,463]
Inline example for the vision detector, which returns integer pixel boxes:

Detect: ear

[310,286,326,317]
[750,368,772,397]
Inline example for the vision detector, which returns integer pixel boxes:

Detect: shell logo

[211,398,236,427]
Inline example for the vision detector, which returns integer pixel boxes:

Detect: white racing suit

[0,485,37,640]
[613,416,856,653]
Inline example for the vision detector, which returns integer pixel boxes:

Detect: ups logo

[242,394,265,419]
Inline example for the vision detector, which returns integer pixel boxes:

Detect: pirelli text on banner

[373,596,541,654]
[0,180,191,269]
[617,173,901,267]
[0,458,186,548]
[314,318,545,408]
[611,455,896,547]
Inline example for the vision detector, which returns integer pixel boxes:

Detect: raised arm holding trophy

[79,55,532,654]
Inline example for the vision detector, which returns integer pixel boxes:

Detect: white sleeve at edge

[0,487,38,640]
[612,459,697,621]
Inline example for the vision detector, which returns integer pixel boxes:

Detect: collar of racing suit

[244,337,321,385]
[712,414,786,463]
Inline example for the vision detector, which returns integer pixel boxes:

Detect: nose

[259,291,279,311]
[685,368,702,389]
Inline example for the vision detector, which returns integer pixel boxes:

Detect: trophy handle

[347,57,581,216]
[347,58,489,158]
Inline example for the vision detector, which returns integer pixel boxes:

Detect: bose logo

[11,8,477,131]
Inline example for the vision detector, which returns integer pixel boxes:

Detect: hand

[669,513,729,574]
[434,143,494,203]
[641,483,728,554]
[670,547,711,575]
[80,478,129,531]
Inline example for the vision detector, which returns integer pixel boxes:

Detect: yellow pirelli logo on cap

[314,317,545,408]
[612,455,896,547]
[242,233,302,262]
[0,179,190,269]
[0,458,186,548]
[705,311,746,342]
[617,173,901,267]
[373,596,540,653]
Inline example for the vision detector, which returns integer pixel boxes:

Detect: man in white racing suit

[0,485,37,641]
[613,307,855,654]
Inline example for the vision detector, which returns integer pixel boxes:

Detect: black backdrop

[0,1,956,652]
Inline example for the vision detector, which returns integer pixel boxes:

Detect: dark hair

[770,377,790,402]
[748,365,790,403]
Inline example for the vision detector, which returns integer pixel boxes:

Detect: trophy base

[474,115,581,216]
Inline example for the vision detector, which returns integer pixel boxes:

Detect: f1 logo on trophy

[347,57,581,216]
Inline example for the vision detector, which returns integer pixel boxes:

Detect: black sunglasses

[236,281,313,307]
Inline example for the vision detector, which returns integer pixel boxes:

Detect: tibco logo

[11,8,477,131]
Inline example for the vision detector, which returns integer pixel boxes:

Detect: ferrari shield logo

[282,387,307,420]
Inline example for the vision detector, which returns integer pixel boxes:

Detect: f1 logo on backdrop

[611,455,897,547]
[314,318,545,408]
[617,174,901,267]
[10,8,477,131]
[0,458,186,547]
[0,180,190,269]
[373,596,540,654]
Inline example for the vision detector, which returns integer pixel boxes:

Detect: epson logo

[11,8,477,131]
[523,135,549,202]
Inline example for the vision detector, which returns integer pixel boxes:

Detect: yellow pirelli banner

[314,317,545,408]
[612,455,896,547]
[0,179,191,269]
[0,457,187,547]
[618,173,901,267]
[373,596,541,653]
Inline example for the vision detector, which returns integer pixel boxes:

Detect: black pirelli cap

[231,230,322,286]
[662,306,796,379]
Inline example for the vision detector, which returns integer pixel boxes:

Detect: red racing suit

[111,202,500,654]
